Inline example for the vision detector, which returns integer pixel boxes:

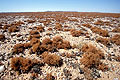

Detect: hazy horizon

[0,0,120,13]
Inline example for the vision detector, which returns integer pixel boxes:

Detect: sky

[0,0,120,13]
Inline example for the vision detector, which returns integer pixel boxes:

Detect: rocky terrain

[0,12,120,80]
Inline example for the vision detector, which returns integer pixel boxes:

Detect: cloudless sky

[0,0,120,13]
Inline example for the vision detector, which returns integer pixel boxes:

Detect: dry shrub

[91,27,109,37]
[11,57,43,73]
[3,24,11,30]
[63,29,71,31]
[28,34,41,40]
[32,43,40,53]
[0,34,5,41]
[80,44,108,71]
[55,23,63,31]
[94,20,104,25]
[24,42,31,48]
[82,23,92,28]
[112,28,120,33]
[42,52,63,66]
[111,34,120,45]
[45,73,55,80]
[8,26,19,32]
[12,43,24,53]
[27,20,36,23]
[97,63,109,71]
[30,30,39,35]
[80,52,101,68]
[52,36,71,49]
[81,44,104,59]
[30,38,40,46]
[47,27,53,31]
[42,38,52,45]
[96,37,110,46]
[70,29,85,37]
[37,25,44,32]
[114,56,120,62]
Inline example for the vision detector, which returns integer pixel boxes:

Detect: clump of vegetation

[90,27,109,37]
[52,36,71,49]
[81,44,104,59]
[11,57,44,73]
[30,38,40,46]
[8,26,19,32]
[113,56,120,62]
[27,20,36,23]
[55,23,63,31]
[110,34,120,45]
[80,44,108,71]
[47,27,53,31]
[112,28,120,33]
[12,43,24,53]
[0,34,5,41]
[63,29,71,32]
[45,73,55,80]
[82,23,92,28]
[70,29,85,37]
[37,25,45,32]
[96,37,110,46]
[28,34,41,40]
[94,20,104,25]
[42,52,63,66]
[30,30,39,35]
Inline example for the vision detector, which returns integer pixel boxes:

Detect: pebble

[0,65,5,73]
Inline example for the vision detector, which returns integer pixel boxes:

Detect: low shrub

[81,44,104,59]
[82,23,92,28]
[28,34,41,40]
[94,20,104,25]
[0,34,5,41]
[42,52,63,66]
[91,27,109,37]
[37,25,44,32]
[111,34,120,45]
[80,44,108,71]
[8,26,19,32]
[30,30,39,35]
[45,73,55,80]
[11,57,43,73]
[30,38,40,46]
[12,43,24,53]
[70,29,85,37]
[47,27,53,31]
[112,28,120,32]
[55,23,63,31]
[96,37,110,46]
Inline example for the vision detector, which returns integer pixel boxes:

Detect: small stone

[0,65,5,73]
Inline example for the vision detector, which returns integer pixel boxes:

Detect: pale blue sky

[0,0,120,13]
